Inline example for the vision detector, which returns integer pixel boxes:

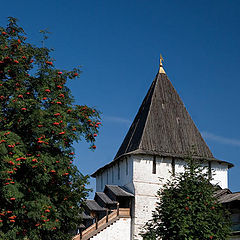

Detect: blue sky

[2,0,240,196]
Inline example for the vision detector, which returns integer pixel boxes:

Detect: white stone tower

[91,60,233,239]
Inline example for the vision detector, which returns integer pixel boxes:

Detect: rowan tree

[141,159,231,240]
[0,17,101,240]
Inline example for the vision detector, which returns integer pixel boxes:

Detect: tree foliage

[141,159,231,240]
[0,17,101,240]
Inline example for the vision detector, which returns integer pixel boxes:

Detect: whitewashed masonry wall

[95,154,229,239]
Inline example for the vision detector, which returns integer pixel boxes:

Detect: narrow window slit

[172,158,175,176]
[153,156,156,174]
[118,162,120,180]
[208,161,212,179]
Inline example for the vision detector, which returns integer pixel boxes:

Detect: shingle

[214,188,232,198]
[85,200,105,211]
[105,185,134,197]
[92,71,233,177]
[77,224,86,229]
[95,192,117,205]
[79,212,93,220]
[218,192,240,203]
[115,73,216,160]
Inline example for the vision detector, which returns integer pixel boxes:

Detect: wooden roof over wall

[104,185,134,198]
[92,70,233,177]
[115,72,214,160]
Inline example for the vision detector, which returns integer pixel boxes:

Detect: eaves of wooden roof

[85,200,105,212]
[94,192,117,205]
[104,185,134,198]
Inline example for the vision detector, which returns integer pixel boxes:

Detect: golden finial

[160,54,163,66]
[159,54,166,74]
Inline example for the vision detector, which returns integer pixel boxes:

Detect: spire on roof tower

[159,54,166,74]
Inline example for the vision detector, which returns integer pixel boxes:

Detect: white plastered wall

[91,217,131,240]
[96,156,134,193]
[131,155,229,239]
[94,154,229,240]
[211,162,228,189]
[175,159,228,189]
[131,154,173,240]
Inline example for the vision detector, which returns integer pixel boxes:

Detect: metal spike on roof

[159,54,166,74]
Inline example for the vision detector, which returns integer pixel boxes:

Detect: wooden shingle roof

[104,185,134,198]
[79,212,93,220]
[92,70,233,177]
[85,200,105,212]
[115,72,214,160]
[218,192,240,203]
[94,192,117,205]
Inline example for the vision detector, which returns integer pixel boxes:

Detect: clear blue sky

[2,0,240,196]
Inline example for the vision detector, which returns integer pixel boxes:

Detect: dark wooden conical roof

[114,72,214,160]
[92,69,233,178]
